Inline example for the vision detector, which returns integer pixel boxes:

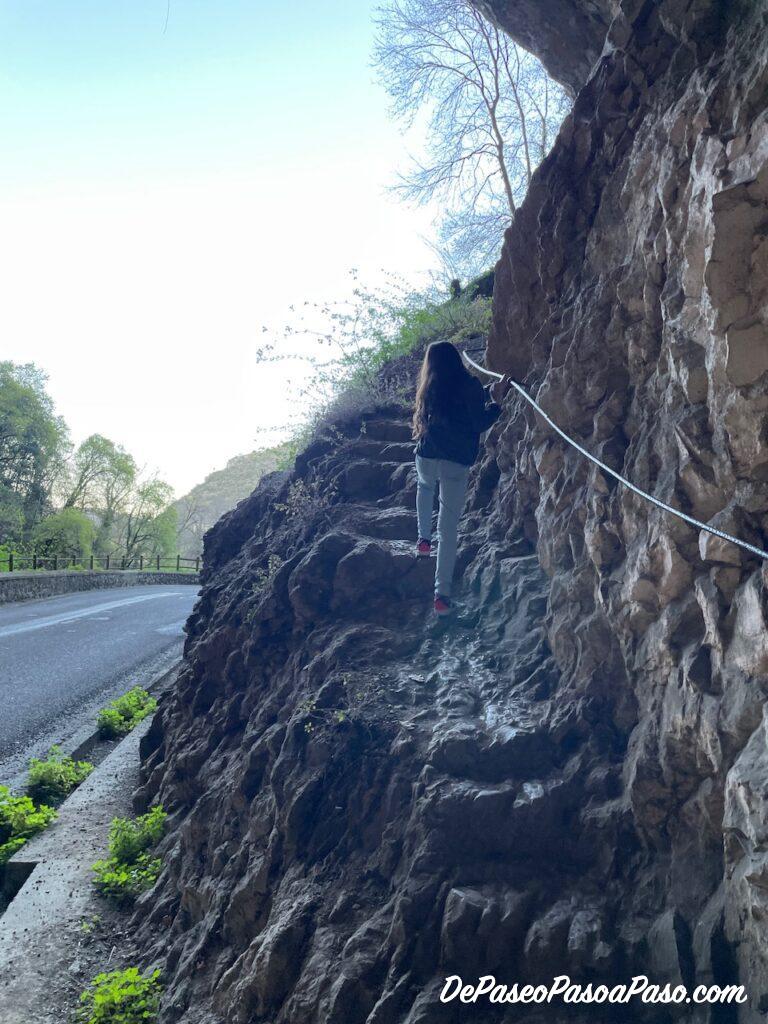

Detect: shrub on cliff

[397,293,492,353]
[260,271,493,451]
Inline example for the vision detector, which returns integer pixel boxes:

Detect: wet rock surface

[132,406,573,1024]
[132,2,768,1021]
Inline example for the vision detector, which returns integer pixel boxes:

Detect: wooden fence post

[8,553,13,573]
[53,555,58,570]
[176,554,180,572]
[33,554,37,571]
[195,557,200,571]
[90,554,94,570]
[106,555,110,570]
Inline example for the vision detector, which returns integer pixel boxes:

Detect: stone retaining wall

[0,571,199,605]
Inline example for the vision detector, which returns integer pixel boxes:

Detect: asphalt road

[0,585,199,782]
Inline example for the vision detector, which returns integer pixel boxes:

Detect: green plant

[257,273,433,436]
[246,554,286,624]
[92,852,162,904]
[274,479,310,518]
[0,361,70,547]
[258,274,495,464]
[32,507,95,563]
[92,806,166,904]
[76,966,161,1024]
[397,294,492,353]
[26,746,94,804]
[250,555,285,597]
[298,686,355,735]
[0,785,57,863]
[109,805,166,862]
[274,478,337,522]
[97,687,157,739]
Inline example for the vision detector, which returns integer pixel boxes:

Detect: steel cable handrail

[462,350,768,562]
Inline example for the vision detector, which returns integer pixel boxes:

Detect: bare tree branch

[373,0,570,277]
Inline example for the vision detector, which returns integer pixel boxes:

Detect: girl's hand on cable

[490,376,511,404]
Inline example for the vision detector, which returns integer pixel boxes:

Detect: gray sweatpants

[415,455,471,597]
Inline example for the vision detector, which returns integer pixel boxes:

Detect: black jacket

[414,377,501,466]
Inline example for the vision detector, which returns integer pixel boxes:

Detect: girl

[412,341,510,616]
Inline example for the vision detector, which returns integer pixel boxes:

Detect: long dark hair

[412,341,473,439]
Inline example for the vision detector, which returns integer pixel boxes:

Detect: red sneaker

[434,594,452,616]
[417,538,432,557]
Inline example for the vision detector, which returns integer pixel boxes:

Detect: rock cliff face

[474,0,615,93]
[132,2,768,1021]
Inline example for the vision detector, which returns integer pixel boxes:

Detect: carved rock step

[342,438,416,464]
[287,534,436,623]
[336,459,414,502]
[360,418,413,443]
[348,506,418,541]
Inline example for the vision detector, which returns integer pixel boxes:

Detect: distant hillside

[174,446,286,556]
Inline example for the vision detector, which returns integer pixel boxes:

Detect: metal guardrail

[0,553,200,573]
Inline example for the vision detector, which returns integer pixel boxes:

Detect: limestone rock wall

[130,2,768,1021]
[486,0,768,1012]
[473,0,615,93]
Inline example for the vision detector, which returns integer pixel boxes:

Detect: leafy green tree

[97,450,137,553]
[0,494,25,547]
[121,478,175,560]
[0,365,183,565]
[0,362,69,542]
[62,434,138,555]
[64,435,136,512]
[33,508,95,563]
[149,504,177,559]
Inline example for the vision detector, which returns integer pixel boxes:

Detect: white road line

[0,592,185,640]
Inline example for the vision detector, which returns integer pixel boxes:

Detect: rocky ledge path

[125,405,607,1024]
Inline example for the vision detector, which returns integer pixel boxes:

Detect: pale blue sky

[0,1,438,493]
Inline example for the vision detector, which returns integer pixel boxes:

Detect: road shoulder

[0,644,183,789]
[0,713,161,1022]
